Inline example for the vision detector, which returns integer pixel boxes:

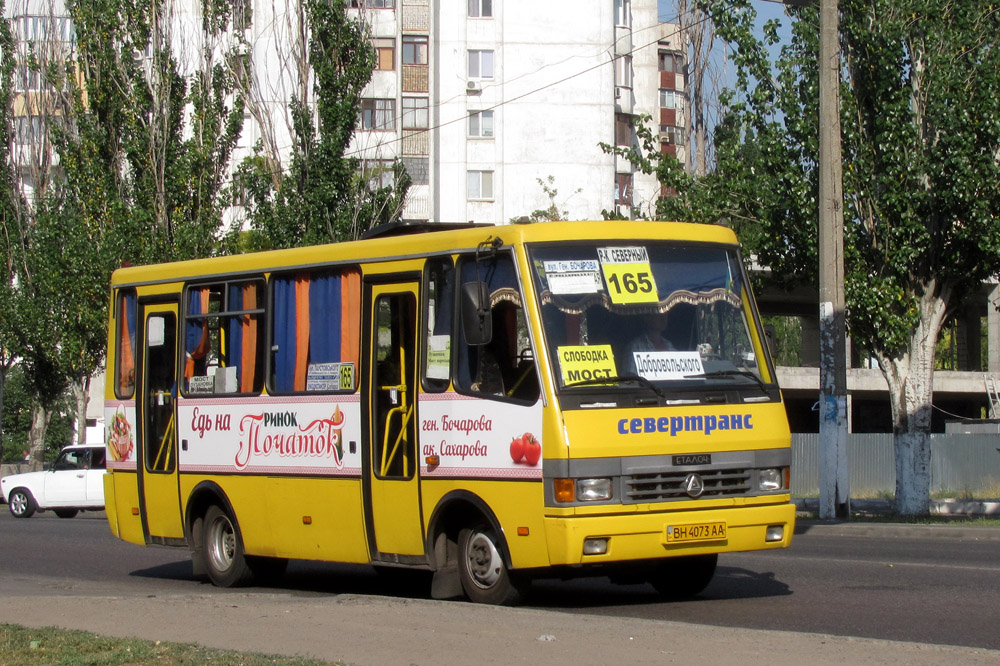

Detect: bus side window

[423,258,454,392]
[115,288,138,399]
[456,254,539,404]
[182,279,266,395]
[269,268,361,394]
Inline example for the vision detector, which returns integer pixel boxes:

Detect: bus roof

[110,220,740,287]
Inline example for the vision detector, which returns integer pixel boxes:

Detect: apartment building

[344,0,687,223]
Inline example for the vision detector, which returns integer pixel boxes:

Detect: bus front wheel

[202,505,254,587]
[457,525,523,605]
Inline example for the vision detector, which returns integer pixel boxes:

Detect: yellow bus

[103,220,794,604]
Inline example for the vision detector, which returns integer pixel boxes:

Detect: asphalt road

[1,511,998,657]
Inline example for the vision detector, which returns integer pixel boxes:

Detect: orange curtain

[294,274,311,391]
[340,270,361,371]
[240,283,258,392]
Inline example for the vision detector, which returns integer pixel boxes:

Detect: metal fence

[791,433,1000,497]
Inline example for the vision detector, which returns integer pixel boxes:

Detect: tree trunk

[879,285,948,515]
[71,377,90,445]
[27,404,51,472]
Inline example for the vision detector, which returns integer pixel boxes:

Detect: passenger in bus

[623,311,676,376]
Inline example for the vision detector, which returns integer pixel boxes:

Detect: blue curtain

[309,273,342,364]
[273,278,297,392]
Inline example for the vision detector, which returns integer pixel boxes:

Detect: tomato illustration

[510,435,525,463]
[522,432,541,466]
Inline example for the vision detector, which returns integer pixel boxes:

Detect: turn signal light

[554,478,574,503]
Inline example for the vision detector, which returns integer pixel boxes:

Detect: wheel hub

[466,532,502,588]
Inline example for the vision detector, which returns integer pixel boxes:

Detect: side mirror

[461,281,492,346]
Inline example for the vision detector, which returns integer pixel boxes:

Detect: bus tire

[203,505,254,587]
[54,509,79,519]
[457,525,523,605]
[648,554,718,598]
[8,488,36,518]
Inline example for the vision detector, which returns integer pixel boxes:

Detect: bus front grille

[624,468,751,502]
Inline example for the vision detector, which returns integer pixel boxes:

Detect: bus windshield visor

[528,243,772,392]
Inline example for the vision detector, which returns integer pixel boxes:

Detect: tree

[234,0,410,250]
[696,0,1000,514]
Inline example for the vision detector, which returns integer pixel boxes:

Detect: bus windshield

[528,241,773,396]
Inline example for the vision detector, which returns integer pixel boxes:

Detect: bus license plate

[665,522,727,543]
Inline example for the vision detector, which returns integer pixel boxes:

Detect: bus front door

[138,302,185,542]
[363,281,425,561]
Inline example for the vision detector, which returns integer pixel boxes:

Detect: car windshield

[528,242,773,396]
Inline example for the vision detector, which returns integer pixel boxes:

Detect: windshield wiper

[686,369,768,390]
[565,374,665,399]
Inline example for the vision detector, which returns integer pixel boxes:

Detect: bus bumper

[542,501,796,567]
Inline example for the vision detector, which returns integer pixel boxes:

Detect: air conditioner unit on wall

[467,80,482,93]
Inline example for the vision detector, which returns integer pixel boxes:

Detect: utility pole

[817,0,849,519]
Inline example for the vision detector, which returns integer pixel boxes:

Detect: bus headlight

[577,478,613,501]
[758,468,784,491]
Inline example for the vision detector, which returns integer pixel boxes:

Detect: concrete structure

[759,281,1000,433]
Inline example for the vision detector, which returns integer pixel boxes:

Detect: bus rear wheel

[648,554,718,598]
[457,525,523,605]
[203,505,254,587]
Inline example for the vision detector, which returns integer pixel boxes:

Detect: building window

[13,116,43,146]
[402,35,428,65]
[361,159,397,189]
[360,98,396,131]
[468,110,494,138]
[659,89,679,109]
[468,0,493,17]
[13,14,75,43]
[658,51,684,74]
[348,0,395,8]
[15,65,52,92]
[402,97,429,129]
[615,113,631,147]
[660,125,686,145]
[467,170,494,199]
[468,49,494,79]
[614,55,632,89]
[373,38,395,70]
[614,0,630,27]
[615,173,633,206]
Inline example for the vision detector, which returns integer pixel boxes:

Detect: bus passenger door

[363,280,425,560]
[138,302,185,542]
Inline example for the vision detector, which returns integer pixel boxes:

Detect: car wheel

[457,524,524,605]
[648,554,718,598]
[54,509,79,519]
[8,488,36,518]
[202,505,254,587]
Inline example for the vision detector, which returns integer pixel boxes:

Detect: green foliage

[694,0,1000,364]
[237,0,409,250]
[0,366,73,463]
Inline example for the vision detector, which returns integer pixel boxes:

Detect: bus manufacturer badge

[683,473,705,498]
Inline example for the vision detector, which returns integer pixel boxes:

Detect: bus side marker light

[303,516,313,525]
[425,455,440,467]
[131,507,139,516]
[517,527,529,536]
[583,538,608,555]
[554,479,575,503]
[765,525,784,542]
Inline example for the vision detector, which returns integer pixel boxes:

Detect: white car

[1,445,106,518]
